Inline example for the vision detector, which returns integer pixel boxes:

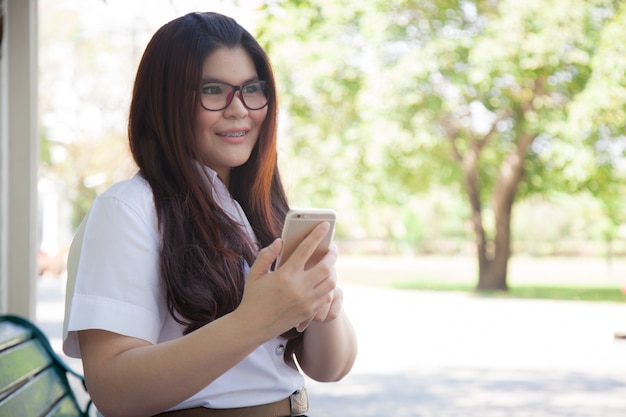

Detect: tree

[257,1,382,239]
[565,3,626,261]
[377,0,625,289]
[258,0,626,290]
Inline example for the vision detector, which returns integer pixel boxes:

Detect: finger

[312,299,332,323]
[287,222,330,267]
[248,239,282,279]
[311,287,343,324]
[324,287,343,322]
[311,251,337,289]
[296,317,314,332]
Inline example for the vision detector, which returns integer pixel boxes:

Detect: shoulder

[100,173,152,203]
[96,173,154,215]
[87,173,157,237]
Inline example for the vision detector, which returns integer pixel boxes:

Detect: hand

[239,222,338,338]
[296,285,344,332]
[292,242,340,332]
[295,246,343,331]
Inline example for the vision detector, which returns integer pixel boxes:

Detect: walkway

[306,285,626,416]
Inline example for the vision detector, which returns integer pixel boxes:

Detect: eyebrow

[200,76,260,85]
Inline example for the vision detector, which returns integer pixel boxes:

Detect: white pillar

[0,0,38,318]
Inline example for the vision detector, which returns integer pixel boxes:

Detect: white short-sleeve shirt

[63,171,304,411]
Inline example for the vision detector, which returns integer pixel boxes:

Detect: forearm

[296,308,358,382]
[80,308,274,417]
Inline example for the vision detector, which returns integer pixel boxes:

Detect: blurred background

[22,0,626,415]
[37,0,626,293]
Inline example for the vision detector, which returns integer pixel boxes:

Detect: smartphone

[276,208,336,268]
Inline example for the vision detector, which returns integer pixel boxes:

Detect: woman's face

[194,47,268,185]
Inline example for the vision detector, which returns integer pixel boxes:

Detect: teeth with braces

[220,131,247,137]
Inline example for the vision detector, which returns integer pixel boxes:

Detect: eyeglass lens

[201,81,268,111]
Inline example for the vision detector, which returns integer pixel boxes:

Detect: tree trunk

[446,88,539,292]
[476,207,511,291]
[477,258,509,291]
[469,182,511,291]
[457,139,515,292]
[475,132,534,290]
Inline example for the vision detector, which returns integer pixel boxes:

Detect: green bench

[0,315,92,416]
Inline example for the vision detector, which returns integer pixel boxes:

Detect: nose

[224,91,248,117]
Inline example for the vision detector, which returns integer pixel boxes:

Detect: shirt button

[275,344,285,355]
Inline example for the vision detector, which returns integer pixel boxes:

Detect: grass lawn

[337,255,626,303]
[391,280,626,303]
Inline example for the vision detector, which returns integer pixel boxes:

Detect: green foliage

[257,0,626,252]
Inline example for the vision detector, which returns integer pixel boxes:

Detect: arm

[295,287,358,382]
[78,307,270,417]
[78,224,336,417]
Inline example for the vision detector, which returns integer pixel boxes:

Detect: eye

[242,84,259,94]
[242,82,265,94]
[202,84,226,95]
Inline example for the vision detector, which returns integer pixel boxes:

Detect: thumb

[248,239,282,279]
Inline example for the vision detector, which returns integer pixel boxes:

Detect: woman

[63,12,357,417]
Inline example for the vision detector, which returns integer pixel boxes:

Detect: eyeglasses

[199,80,269,111]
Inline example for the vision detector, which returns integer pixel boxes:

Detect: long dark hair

[128,12,289,334]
